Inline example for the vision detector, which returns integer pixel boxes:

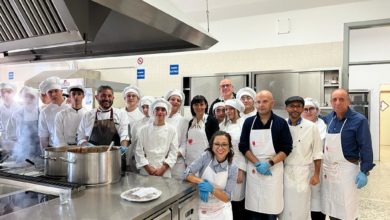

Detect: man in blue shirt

[239,90,292,220]
[321,89,375,220]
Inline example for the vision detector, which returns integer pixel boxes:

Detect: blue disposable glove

[120,146,128,154]
[198,190,209,202]
[355,171,368,189]
[198,179,214,193]
[85,142,95,147]
[255,161,272,176]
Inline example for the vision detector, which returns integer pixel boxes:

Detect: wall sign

[170,64,179,75]
[137,69,145,79]
[8,72,14,80]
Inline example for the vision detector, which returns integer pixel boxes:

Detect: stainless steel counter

[0,173,197,220]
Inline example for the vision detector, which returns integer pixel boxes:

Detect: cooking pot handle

[40,155,57,161]
[59,157,76,163]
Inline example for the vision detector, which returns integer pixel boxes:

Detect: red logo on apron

[252,141,256,146]
[188,139,193,144]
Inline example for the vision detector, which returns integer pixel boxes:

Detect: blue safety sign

[137,69,145,79]
[170,64,179,75]
[8,72,14,80]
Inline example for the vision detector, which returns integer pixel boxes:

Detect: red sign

[137,57,143,65]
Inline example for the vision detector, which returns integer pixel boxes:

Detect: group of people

[0,77,374,220]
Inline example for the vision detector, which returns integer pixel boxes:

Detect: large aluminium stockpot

[65,146,121,185]
[43,146,78,176]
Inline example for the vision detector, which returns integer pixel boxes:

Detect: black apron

[88,109,121,146]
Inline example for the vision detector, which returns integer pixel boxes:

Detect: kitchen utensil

[65,146,121,185]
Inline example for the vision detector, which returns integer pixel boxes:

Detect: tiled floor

[359,147,390,219]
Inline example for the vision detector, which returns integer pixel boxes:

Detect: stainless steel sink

[0,184,24,197]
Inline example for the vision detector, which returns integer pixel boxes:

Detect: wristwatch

[268,159,275,166]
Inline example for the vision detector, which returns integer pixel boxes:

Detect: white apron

[321,117,359,220]
[279,125,311,220]
[198,160,233,220]
[245,119,284,214]
[223,120,246,201]
[185,124,209,166]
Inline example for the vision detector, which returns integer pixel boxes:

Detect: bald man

[239,90,292,220]
[209,79,236,117]
[321,89,375,220]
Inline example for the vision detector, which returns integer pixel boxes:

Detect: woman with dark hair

[185,131,238,220]
[184,95,219,167]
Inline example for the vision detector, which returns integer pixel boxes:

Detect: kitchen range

[0,155,198,220]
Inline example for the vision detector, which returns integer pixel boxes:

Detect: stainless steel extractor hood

[0,0,218,64]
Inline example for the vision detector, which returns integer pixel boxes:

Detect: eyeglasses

[287,104,303,109]
[213,143,229,149]
[220,84,232,88]
[304,107,316,113]
[240,96,253,101]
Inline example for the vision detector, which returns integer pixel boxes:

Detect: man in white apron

[321,89,375,220]
[279,96,323,220]
[238,90,293,220]
[0,83,20,153]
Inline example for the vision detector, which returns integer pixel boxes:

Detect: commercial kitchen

[0,0,390,219]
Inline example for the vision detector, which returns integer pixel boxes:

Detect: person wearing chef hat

[122,85,143,125]
[302,97,327,220]
[38,80,51,110]
[185,95,219,168]
[238,90,292,220]
[213,101,226,128]
[8,86,40,162]
[38,77,69,150]
[164,89,189,180]
[77,85,129,150]
[135,98,178,178]
[278,96,323,220]
[209,79,236,117]
[54,85,88,147]
[0,83,20,153]
[321,89,375,220]
[221,99,247,220]
[128,96,155,173]
[237,87,257,120]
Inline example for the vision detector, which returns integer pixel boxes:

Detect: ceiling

[169,0,370,22]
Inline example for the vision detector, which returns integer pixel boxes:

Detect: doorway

[380,89,390,161]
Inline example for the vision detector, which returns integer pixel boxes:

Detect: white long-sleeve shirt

[77,108,129,145]
[285,118,323,165]
[165,113,188,156]
[135,123,178,169]
[54,107,87,147]
[122,107,143,125]
[38,101,69,146]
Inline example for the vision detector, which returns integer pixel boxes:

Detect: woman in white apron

[302,97,326,220]
[165,89,189,180]
[221,99,247,220]
[184,95,219,167]
[185,131,238,220]
[236,87,257,120]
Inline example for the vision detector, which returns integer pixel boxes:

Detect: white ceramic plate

[120,187,162,202]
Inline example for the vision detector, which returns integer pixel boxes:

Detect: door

[380,91,390,161]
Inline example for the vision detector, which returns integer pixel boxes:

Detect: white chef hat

[20,86,38,98]
[67,84,86,94]
[304,97,320,109]
[150,98,172,116]
[43,76,62,93]
[139,96,155,112]
[123,85,141,98]
[164,89,185,108]
[237,87,256,100]
[0,82,17,92]
[38,80,47,94]
[213,101,225,111]
[225,99,245,113]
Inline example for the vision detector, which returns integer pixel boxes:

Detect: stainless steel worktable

[0,173,196,220]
